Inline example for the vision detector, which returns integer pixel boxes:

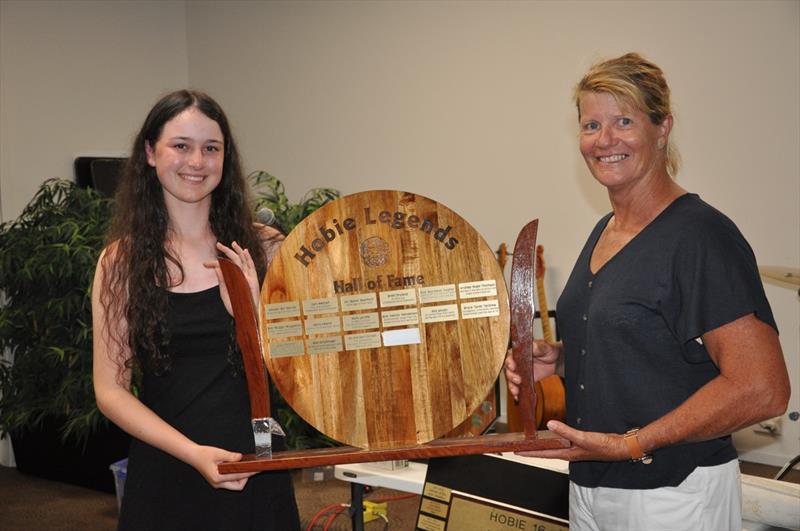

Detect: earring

[657,138,665,149]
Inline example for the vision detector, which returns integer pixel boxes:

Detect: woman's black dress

[118,286,300,530]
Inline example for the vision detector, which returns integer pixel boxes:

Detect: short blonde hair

[574,53,681,177]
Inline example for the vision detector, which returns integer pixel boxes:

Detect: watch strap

[624,428,653,464]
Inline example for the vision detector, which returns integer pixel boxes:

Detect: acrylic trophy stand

[219,191,569,474]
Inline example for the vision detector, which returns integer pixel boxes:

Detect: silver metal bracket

[251,417,286,459]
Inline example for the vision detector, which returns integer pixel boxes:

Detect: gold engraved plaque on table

[260,190,509,449]
[445,494,568,531]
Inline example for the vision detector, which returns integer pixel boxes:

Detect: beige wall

[0,0,189,466]
[0,0,189,221]
[2,0,798,466]
[185,0,800,466]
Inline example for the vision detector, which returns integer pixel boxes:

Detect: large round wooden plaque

[260,191,509,449]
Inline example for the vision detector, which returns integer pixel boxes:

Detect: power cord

[305,488,419,529]
[322,504,348,530]
[305,503,348,531]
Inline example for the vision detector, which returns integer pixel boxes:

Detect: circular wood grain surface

[260,190,509,449]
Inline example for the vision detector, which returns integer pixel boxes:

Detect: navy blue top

[557,194,776,489]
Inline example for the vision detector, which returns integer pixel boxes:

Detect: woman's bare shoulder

[98,239,123,265]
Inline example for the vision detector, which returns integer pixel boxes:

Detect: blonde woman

[506,54,789,530]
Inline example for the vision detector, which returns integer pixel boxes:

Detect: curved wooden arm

[510,219,539,438]
[218,257,271,419]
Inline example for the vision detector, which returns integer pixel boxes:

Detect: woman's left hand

[516,420,630,462]
[253,222,284,241]
[186,444,258,491]
[205,241,260,316]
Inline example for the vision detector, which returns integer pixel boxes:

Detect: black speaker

[74,156,126,198]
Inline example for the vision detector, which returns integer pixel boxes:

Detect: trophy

[218,190,568,474]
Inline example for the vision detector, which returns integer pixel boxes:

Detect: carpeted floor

[0,465,421,531]
[1,460,796,530]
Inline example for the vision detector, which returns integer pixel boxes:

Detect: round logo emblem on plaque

[359,236,390,267]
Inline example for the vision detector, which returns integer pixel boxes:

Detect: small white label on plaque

[419,284,456,304]
[421,304,459,323]
[381,308,420,327]
[302,296,339,315]
[382,328,421,346]
[458,280,497,299]
[379,288,417,308]
[267,320,304,339]
[342,312,380,332]
[461,299,500,319]
[341,293,378,311]
[307,336,343,355]
[344,332,382,350]
[305,316,341,335]
[269,340,305,358]
[264,301,301,320]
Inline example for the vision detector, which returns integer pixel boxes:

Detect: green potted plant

[250,170,340,234]
[0,173,340,493]
[249,171,341,449]
[0,178,129,491]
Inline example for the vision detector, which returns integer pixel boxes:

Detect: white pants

[570,460,742,531]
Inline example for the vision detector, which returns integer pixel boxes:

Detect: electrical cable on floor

[322,504,348,531]
[370,492,418,503]
[306,488,419,530]
[305,503,348,531]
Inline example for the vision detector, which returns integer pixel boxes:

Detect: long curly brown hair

[99,90,265,375]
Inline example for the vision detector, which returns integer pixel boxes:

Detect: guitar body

[537,376,566,427]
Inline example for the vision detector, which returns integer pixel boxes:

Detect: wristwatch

[624,428,653,464]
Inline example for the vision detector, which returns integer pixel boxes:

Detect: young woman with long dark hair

[92,90,300,530]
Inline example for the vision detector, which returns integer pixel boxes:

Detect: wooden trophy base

[219,431,568,473]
